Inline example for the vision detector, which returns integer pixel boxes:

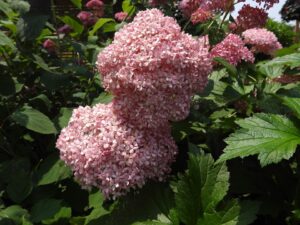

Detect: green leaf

[174,153,229,225]
[36,153,71,186]
[89,18,115,36]
[88,190,105,209]
[132,222,170,225]
[122,0,136,16]
[33,55,59,73]
[197,200,240,225]
[40,72,70,90]
[43,207,71,225]
[213,57,237,77]
[92,92,114,105]
[281,97,300,119]
[59,16,84,34]
[17,13,49,41]
[197,200,259,225]
[70,0,82,9]
[276,43,300,56]
[258,53,300,78]
[217,113,300,166]
[11,106,57,134]
[85,190,109,225]
[0,74,16,96]
[0,205,29,224]
[0,1,13,18]
[56,108,73,129]
[0,31,15,50]
[30,199,62,223]
[7,170,32,203]
[85,208,110,225]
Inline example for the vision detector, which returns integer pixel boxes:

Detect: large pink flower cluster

[57,9,212,198]
[97,9,212,124]
[242,28,282,55]
[210,34,255,66]
[57,104,177,198]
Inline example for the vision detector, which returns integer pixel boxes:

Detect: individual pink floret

[56,103,177,199]
[242,28,282,55]
[210,34,255,66]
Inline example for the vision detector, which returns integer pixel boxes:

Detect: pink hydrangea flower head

[56,103,177,198]
[242,28,282,55]
[204,0,235,12]
[86,0,104,9]
[77,11,97,26]
[235,4,268,31]
[210,34,255,66]
[97,8,212,100]
[43,39,56,53]
[114,11,130,22]
[179,0,202,17]
[191,8,212,24]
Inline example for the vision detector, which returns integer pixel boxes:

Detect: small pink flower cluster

[210,34,255,66]
[242,28,282,55]
[179,0,202,17]
[114,11,130,22]
[57,9,212,198]
[43,39,56,53]
[179,0,278,28]
[191,7,213,24]
[210,28,282,65]
[76,0,104,27]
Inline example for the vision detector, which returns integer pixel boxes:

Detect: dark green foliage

[1,0,300,224]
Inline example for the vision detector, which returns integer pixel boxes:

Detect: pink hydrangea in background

[43,39,56,53]
[56,103,177,198]
[179,0,236,18]
[77,11,97,26]
[86,0,105,17]
[191,8,212,24]
[57,24,72,34]
[148,0,167,7]
[114,11,130,22]
[235,5,268,31]
[210,34,255,66]
[179,0,201,17]
[85,0,104,9]
[242,28,282,55]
